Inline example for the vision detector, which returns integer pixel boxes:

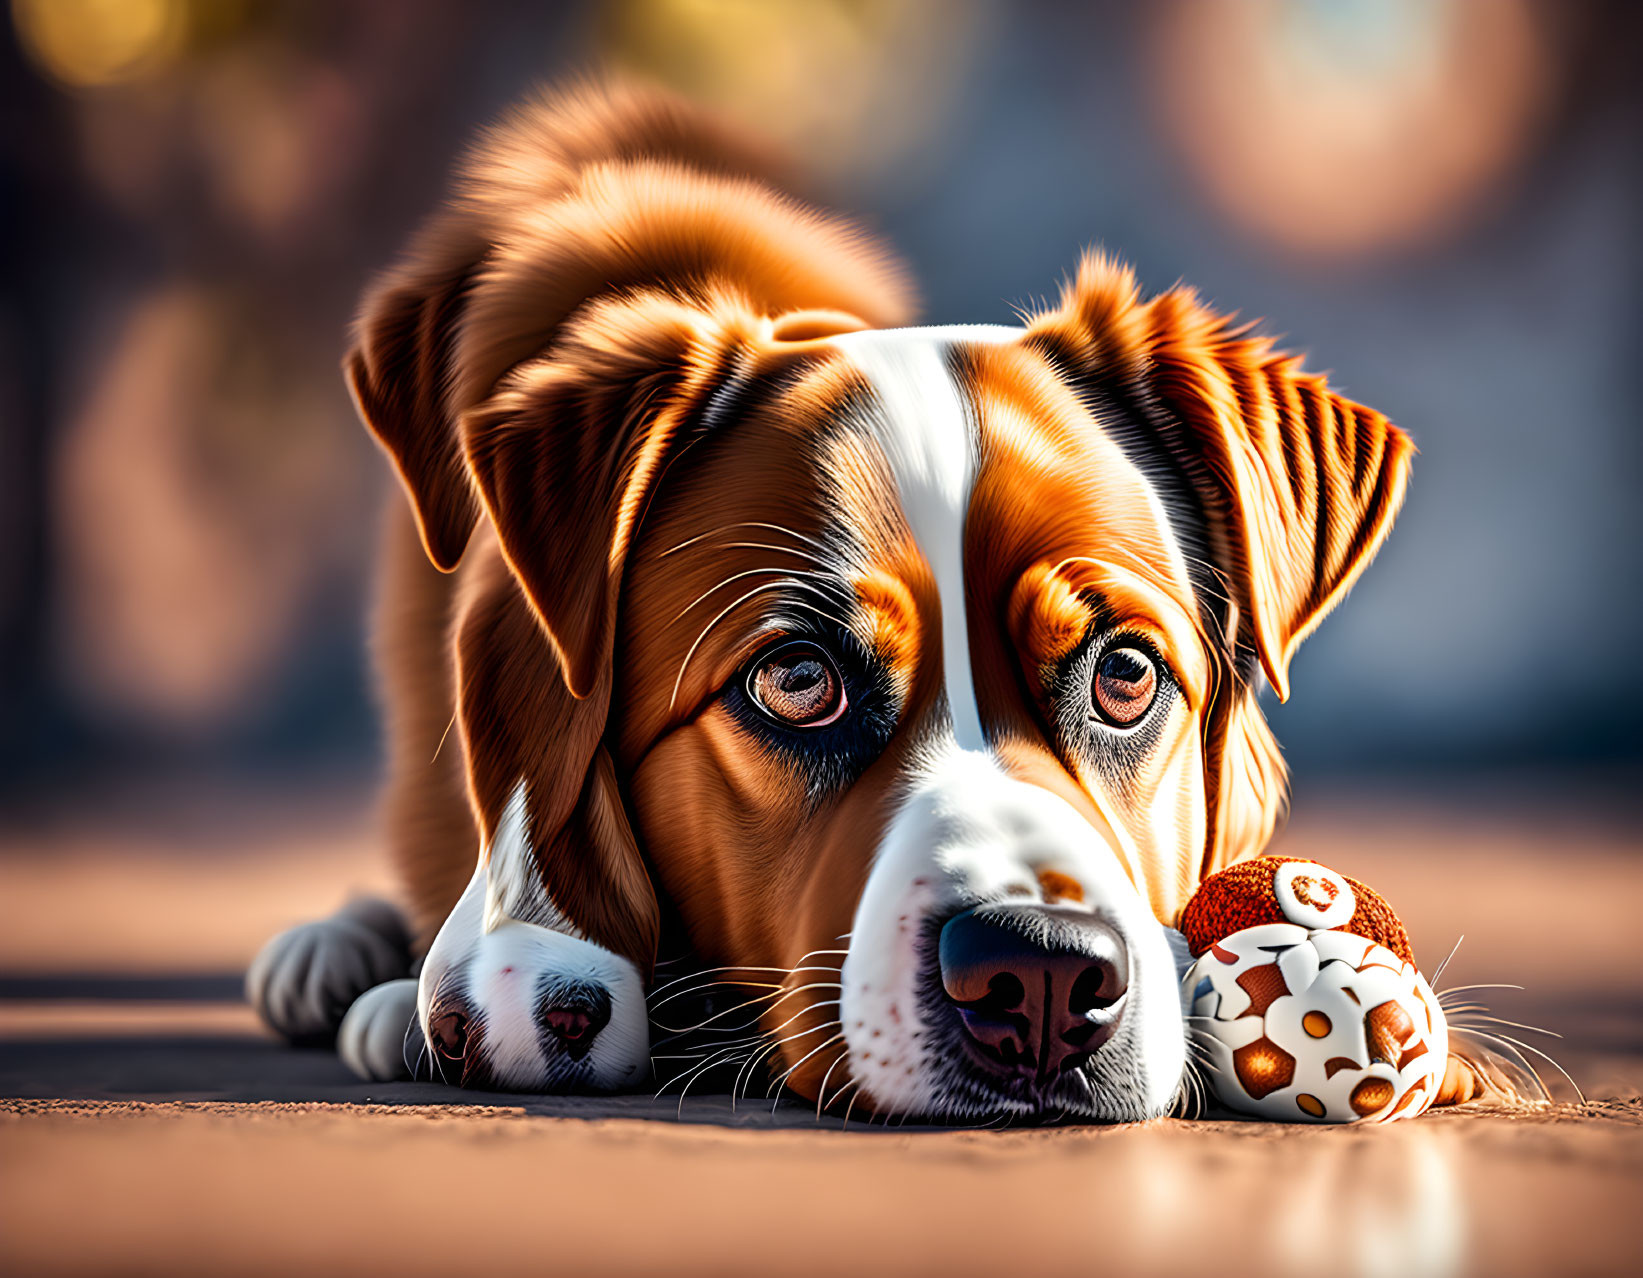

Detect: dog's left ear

[1030,254,1414,700]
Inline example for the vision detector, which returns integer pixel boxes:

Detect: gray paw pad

[338,979,421,1082]
[246,898,412,1042]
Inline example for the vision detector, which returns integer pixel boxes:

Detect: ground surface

[2,787,1640,1277]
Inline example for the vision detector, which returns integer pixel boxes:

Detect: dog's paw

[338,978,421,1082]
[246,898,412,1042]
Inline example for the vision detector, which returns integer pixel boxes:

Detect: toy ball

[1180,857,1447,1124]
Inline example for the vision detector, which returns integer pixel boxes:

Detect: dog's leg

[337,978,422,1082]
[246,897,413,1042]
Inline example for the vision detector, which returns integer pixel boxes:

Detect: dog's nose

[536,983,612,1060]
[939,904,1128,1081]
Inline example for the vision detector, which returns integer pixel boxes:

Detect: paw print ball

[1180,858,1447,1124]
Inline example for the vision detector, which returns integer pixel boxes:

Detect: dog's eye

[430,1008,469,1061]
[1093,647,1157,726]
[748,642,846,727]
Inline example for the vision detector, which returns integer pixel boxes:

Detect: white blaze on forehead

[825,326,1188,1120]
[832,326,1019,751]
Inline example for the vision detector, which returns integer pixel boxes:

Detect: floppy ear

[460,291,762,701]
[349,82,912,965]
[1028,255,1411,884]
[1031,253,1414,701]
[455,534,664,972]
[342,78,860,575]
[1143,289,1414,701]
[453,293,833,970]
[345,209,489,572]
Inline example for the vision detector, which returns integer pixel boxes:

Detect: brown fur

[1024,254,1413,885]
[357,83,1423,1108]
[357,83,911,966]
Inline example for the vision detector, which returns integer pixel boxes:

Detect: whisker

[647,987,791,1034]
[1174,1055,1211,1121]
[648,980,841,1035]
[1449,1027,1554,1102]
[826,1077,862,1124]
[1450,1013,1563,1039]
[1051,549,1231,652]
[670,565,851,626]
[651,1026,774,1060]
[842,1083,864,1129]
[814,1048,851,1123]
[710,1002,845,1107]
[402,1017,418,1080]
[646,979,785,1012]
[657,997,843,1103]
[661,520,841,561]
[1459,1027,1584,1103]
[647,963,840,1002]
[669,584,850,713]
[700,541,835,568]
[733,1038,784,1109]
[759,998,842,1041]
[1428,934,1465,988]
[655,1041,756,1102]
[674,1041,762,1116]
[1436,982,1525,998]
[767,1032,846,1109]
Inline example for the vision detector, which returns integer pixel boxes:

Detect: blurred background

[2,0,1639,815]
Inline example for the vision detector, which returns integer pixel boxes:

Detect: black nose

[536,983,612,1060]
[939,905,1129,1082]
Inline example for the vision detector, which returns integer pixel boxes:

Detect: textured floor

[2,787,1640,1276]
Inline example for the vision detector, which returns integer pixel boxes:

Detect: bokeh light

[599,0,985,188]
[12,0,188,89]
[1,0,1636,782]
[1150,0,1555,259]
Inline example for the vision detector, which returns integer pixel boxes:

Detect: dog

[250,80,1437,1120]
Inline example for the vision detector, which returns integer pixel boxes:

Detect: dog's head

[353,85,1411,1114]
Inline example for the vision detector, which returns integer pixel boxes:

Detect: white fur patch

[484,780,578,936]
[417,780,647,1091]
[828,326,1185,1119]
[834,325,1016,750]
[838,745,1185,1118]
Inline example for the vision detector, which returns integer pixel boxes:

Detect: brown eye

[430,1008,468,1061]
[748,642,846,727]
[1093,647,1157,726]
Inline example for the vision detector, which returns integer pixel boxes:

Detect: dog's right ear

[345,210,489,572]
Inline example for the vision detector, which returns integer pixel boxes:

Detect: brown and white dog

[250,82,1418,1121]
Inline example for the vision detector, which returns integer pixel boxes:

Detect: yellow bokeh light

[600,0,981,187]
[12,0,186,89]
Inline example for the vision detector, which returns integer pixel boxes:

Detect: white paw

[338,979,421,1081]
[246,899,411,1041]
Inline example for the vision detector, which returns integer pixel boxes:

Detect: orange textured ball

[1180,856,1413,964]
